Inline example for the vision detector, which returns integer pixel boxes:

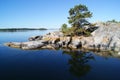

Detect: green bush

[61,23,68,33]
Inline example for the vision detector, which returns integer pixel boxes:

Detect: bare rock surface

[4,23,120,54]
[91,23,120,51]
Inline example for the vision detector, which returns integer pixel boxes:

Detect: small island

[4,4,120,55]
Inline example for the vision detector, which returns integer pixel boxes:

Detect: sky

[0,0,120,28]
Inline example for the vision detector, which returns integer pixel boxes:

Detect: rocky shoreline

[4,31,94,50]
[4,22,120,54]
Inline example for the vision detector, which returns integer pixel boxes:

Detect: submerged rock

[5,42,22,48]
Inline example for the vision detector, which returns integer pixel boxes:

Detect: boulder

[21,41,45,50]
[42,31,63,44]
[28,35,43,41]
[43,31,63,38]
[79,36,94,49]
[59,37,71,47]
[69,37,82,49]
[42,37,60,44]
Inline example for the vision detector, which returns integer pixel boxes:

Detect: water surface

[0,30,120,80]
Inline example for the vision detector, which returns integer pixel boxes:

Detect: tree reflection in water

[63,50,95,78]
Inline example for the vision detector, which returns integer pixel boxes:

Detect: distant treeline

[0,28,47,32]
[107,19,120,23]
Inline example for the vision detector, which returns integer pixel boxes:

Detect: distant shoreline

[0,28,47,30]
[0,28,47,32]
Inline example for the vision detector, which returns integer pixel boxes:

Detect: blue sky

[0,0,120,28]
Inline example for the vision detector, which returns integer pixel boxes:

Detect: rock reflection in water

[63,50,95,77]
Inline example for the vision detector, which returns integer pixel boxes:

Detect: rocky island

[4,22,120,55]
[4,4,120,55]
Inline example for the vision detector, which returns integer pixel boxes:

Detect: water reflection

[63,50,95,77]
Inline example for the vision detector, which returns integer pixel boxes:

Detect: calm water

[0,30,120,80]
